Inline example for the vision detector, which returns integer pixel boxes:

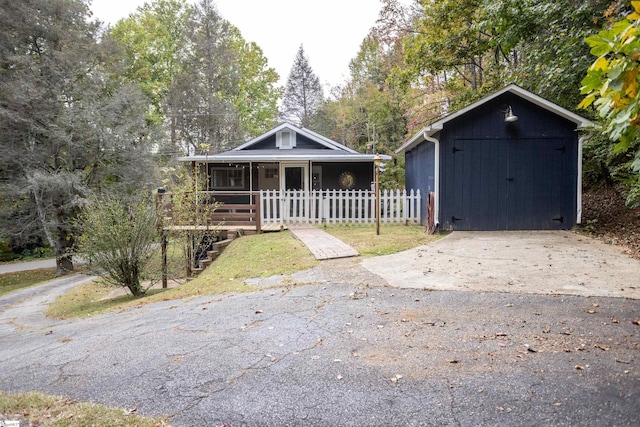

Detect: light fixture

[504,106,518,123]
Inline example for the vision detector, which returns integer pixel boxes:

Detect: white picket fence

[260,189,421,226]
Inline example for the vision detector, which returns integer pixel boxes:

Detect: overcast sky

[90,0,410,90]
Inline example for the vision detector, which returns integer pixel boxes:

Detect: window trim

[210,166,246,190]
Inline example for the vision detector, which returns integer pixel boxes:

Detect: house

[180,122,387,194]
[397,84,593,231]
[177,122,405,226]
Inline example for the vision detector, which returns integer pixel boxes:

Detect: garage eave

[398,84,594,154]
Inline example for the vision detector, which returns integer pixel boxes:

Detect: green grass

[320,223,439,256]
[45,225,439,319]
[0,268,57,297]
[0,391,168,426]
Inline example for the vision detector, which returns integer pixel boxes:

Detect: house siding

[438,93,578,230]
[405,141,435,225]
[313,162,373,190]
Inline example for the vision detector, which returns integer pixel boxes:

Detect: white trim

[179,154,391,162]
[424,133,440,226]
[577,136,587,224]
[276,130,296,149]
[397,84,594,154]
[232,122,356,153]
[280,162,309,191]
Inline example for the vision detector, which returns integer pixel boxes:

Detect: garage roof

[397,84,594,154]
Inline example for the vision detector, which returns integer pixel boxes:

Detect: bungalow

[177,122,396,225]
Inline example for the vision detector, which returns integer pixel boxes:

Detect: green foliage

[109,0,280,153]
[77,194,158,297]
[579,1,640,171]
[108,0,190,122]
[0,0,158,276]
[160,165,220,276]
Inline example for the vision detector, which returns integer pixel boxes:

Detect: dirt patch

[581,184,640,259]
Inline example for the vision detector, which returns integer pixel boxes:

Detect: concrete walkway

[288,224,359,260]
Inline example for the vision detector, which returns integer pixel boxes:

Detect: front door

[281,163,308,222]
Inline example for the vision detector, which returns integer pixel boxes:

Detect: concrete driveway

[362,230,640,299]
[0,231,639,426]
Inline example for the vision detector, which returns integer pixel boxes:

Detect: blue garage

[398,84,593,231]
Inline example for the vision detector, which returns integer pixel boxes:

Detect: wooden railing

[156,191,261,233]
[157,189,421,230]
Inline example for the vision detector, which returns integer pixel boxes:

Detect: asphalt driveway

[0,231,639,426]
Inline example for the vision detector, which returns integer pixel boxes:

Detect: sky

[90,0,410,90]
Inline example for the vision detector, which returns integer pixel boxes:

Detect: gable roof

[179,122,389,163]
[397,84,594,154]
[232,122,359,153]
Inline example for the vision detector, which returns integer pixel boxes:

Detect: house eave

[178,154,392,163]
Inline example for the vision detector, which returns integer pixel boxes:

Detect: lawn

[0,268,57,297]
[0,391,168,426]
[44,224,438,319]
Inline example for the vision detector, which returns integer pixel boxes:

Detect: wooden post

[374,155,381,236]
[186,232,192,277]
[254,192,262,233]
[161,231,168,288]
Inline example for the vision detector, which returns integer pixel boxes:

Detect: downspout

[577,135,588,224]
[423,132,440,227]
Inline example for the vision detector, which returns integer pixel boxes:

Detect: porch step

[192,239,236,276]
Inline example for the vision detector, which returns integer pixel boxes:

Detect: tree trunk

[53,196,74,277]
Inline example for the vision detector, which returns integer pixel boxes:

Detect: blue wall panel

[413,91,580,231]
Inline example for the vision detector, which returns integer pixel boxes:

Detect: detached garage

[398,84,593,231]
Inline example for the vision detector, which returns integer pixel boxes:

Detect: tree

[0,0,157,275]
[160,165,220,277]
[108,0,190,123]
[110,0,280,154]
[77,194,158,297]
[579,1,640,207]
[280,45,324,128]
[579,1,640,167]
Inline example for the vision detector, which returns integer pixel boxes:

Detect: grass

[0,268,57,297]
[0,391,168,426]
[320,223,439,256]
[45,225,439,319]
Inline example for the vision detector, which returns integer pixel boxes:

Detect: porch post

[374,155,381,235]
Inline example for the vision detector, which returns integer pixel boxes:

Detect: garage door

[448,138,567,230]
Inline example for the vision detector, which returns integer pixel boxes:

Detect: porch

[156,189,422,232]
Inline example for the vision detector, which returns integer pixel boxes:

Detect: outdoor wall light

[504,106,519,123]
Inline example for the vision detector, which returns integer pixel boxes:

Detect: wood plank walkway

[288,224,359,260]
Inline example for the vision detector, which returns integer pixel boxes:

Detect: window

[276,130,296,149]
[264,167,278,179]
[211,167,245,189]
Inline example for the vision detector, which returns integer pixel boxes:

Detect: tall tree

[108,0,190,123]
[0,0,157,275]
[280,45,324,128]
[110,0,280,154]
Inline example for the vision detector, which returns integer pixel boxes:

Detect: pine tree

[280,45,324,128]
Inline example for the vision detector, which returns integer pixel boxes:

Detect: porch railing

[260,189,421,226]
